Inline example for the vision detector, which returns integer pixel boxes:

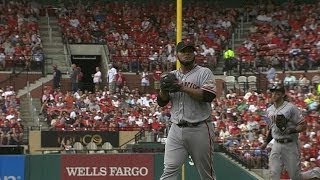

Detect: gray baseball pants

[160,122,215,180]
[269,141,301,180]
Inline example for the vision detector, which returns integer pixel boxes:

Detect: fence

[0,153,262,180]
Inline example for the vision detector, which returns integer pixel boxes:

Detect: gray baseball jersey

[169,65,216,124]
[266,101,305,180]
[266,101,304,140]
[160,65,216,180]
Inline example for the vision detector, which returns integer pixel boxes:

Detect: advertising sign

[41,131,119,147]
[0,155,25,180]
[61,154,154,180]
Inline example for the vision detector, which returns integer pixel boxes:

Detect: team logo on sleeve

[202,79,216,93]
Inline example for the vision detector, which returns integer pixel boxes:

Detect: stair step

[46,54,66,58]
[39,24,60,29]
[39,24,60,28]
[38,15,70,87]
[41,36,63,45]
[42,44,64,48]
[40,31,61,36]
[44,48,64,54]
[40,18,58,24]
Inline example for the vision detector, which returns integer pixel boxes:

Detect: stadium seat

[102,142,113,153]
[237,76,248,94]
[86,142,98,154]
[225,76,237,91]
[73,142,84,152]
[247,76,257,91]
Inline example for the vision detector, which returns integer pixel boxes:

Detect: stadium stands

[57,0,238,72]
[0,1,43,71]
[1,1,320,179]
[236,1,320,72]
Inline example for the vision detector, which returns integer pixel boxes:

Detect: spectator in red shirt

[115,70,126,90]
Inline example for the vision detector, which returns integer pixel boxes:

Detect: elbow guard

[202,90,216,102]
[157,95,169,107]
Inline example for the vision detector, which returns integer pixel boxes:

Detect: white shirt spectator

[94,115,102,121]
[239,123,248,132]
[69,18,80,28]
[2,89,14,98]
[70,111,77,119]
[219,129,230,139]
[135,118,144,127]
[243,91,258,100]
[165,44,173,54]
[136,96,146,106]
[73,92,81,100]
[56,101,64,107]
[31,33,41,45]
[289,48,301,56]
[141,19,151,30]
[0,52,5,62]
[128,115,136,123]
[221,20,231,29]
[112,99,120,108]
[247,120,259,131]
[200,45,215,56]
[107,67,117,83]
[141,71,150,85]
[248,104,258,112]
[139,97,154,107]
[256,14,272,22]
[121,32,129,40]
[244,40,254,50]
[93,71,102,83]
[284,75,297,85]
[311,75,320,84]
[167,53,176,63]
[150,52,159,61]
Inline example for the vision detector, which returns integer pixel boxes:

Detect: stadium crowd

[0,1,44,71]
[236,1,320,72]
[40,68,320,175]
[57,0,237,72]
[1,0,320,178]
[0,86,23,145]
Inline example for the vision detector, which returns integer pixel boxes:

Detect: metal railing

[46,8,52,44]
[26,82,40,127]
[0,67,29,91]
[64,41,72,70]
[219,145,269,170]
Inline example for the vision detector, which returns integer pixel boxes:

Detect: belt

[176,120,207,128]
[275,138,293,144]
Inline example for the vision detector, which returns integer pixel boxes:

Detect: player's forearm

[296,121,307,133]
[180,86,203,101]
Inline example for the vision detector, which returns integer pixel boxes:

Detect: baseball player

[157,42,216,180]
[261,84,307,180]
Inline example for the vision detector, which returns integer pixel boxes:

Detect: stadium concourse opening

[71,55,101,92]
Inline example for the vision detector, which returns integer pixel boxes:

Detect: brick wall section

[0,73,42,92]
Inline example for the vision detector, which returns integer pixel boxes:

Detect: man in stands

[70,64,79,93]
[0,119,12,145]
[53,64,62,90]
[107,63,117,94]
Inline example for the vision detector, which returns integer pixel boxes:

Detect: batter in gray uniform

[157,42,216,180]
[261,85,307,180]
